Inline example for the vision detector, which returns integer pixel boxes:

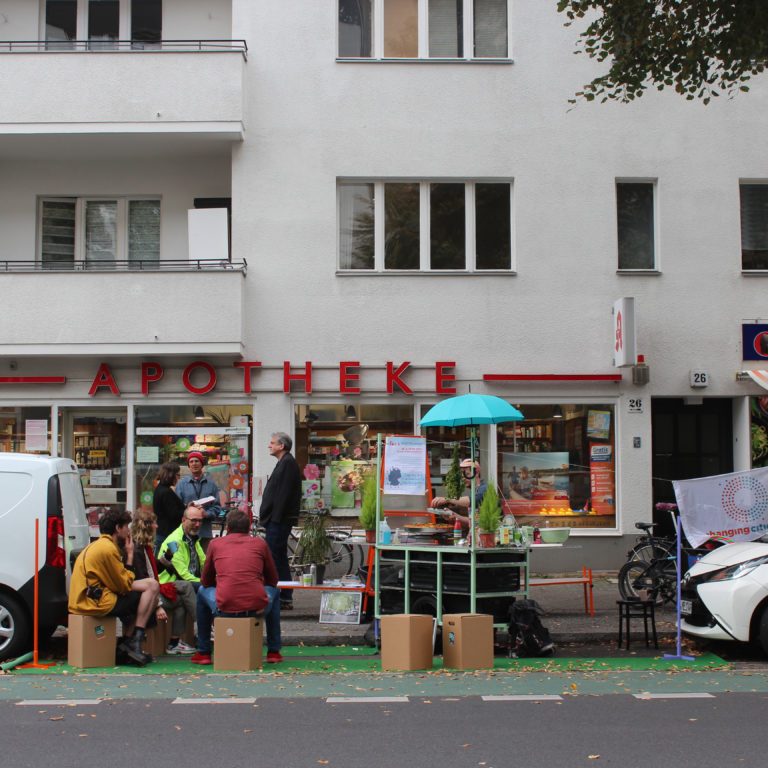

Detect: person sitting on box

[430,458,488,532]
[190,508,282,666]
[69,508,160,667]
[129,508,196,655]
[157,502,207,594]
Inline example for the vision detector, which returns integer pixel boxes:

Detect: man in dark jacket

[259,432,301,609]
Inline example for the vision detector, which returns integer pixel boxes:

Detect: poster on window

[383,435,427,495]
[589,443,615,515]
[25,419,48,451]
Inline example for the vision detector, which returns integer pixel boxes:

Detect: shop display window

[294,404,413,516]
[0,407,55,454]
[497,403,616,530]
[751,396,768,467]
[134,405,252,511]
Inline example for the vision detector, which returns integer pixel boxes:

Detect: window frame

[615,179,659,273]
[41,0,160,44]
[740,181,768,272]
[337,0,511,61]
[37,195,161,268]
[337,178,515,274]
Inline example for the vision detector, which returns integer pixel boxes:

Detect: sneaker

[280,601,293,611]
[266,651,283,663]
[190,652,212,665]
[166,640,196,655]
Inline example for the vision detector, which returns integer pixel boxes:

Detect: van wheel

[0,593,31,662]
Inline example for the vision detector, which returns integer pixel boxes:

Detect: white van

[0,453,90,661]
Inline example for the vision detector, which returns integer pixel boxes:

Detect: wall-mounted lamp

[344,405,358,421]
[552,405,563,419]
[194,406,206,420]
[632,354,650,386]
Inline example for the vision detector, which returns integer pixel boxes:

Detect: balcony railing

[0,259,247,273]
[0,39,247,57]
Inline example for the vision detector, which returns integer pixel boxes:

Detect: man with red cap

[174,450,222,550]
[430,458,488,533]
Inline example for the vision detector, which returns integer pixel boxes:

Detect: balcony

[0,41,246,142]
[0,260,247,358]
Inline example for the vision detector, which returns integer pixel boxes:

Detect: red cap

[187,451,205,466]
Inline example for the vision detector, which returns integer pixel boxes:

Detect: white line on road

[326,696,409,703]
[633,692,715,699]
[172,698,257,704]
[482,695,564,701]
[16,699,103,706]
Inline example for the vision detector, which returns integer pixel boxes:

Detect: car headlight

[698,554,768,583]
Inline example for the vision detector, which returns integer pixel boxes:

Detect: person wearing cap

[174,451,222,550]
[430,458,488,532]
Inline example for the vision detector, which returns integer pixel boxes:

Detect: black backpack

[508,599,555,658]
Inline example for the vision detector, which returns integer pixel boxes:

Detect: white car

[680,539,768,654]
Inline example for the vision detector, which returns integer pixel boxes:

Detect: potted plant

[476,480,501,548]
[297,511,332,583]
[359,473,378,543]
[443,442,464,503]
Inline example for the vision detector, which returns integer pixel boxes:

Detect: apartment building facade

[2,0,768,567]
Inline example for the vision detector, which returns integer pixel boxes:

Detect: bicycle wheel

[326,542,354,579]
[628,539,675,563]
[618,560,659,601]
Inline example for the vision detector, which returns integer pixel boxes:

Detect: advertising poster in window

[587,410,611,441]
[383,435,427,495]
[590,443,615,515]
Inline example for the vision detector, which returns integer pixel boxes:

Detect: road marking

[16,699,103,706]
[633,692,715,700]
[172,698,257,704]
[482,695,563,701]
[326,696,409,703]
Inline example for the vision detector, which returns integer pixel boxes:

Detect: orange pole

[18,518,54,670]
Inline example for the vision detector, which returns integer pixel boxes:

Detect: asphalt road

[2,692,766,768]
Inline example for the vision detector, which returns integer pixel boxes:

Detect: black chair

[617,599,658,650]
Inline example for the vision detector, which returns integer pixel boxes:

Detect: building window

[44,0,162,48]
[338,0,508,59]
[616,181,656,270]
[741,184,768,270]
[338,180,512,272]
[497,404,617,530]
[39,197,160,268]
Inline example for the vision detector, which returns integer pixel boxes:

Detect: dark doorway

[651,398,733,536]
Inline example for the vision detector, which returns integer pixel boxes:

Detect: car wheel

[758,605,768,657]
[0,593,31,662]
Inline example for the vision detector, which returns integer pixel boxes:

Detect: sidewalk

[280,571,681,651]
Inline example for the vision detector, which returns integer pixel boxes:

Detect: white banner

[383,435,427,495]
[673,467,768,547]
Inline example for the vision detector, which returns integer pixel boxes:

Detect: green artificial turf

[5,648,727,675]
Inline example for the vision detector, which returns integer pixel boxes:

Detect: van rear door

[55,467,89,584]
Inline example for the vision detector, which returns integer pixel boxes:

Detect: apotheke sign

[87,360,459,397]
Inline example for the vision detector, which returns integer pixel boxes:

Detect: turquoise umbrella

[420,394,524,555]
[419,393,523,427]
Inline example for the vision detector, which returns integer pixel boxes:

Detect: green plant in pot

[359,473,378,543]
[443,442,464,502]
[297,512,332,583]
[476,480,501,548]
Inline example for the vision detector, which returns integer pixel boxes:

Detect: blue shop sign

[742,324,768,361]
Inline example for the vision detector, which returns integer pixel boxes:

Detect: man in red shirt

[190,508,282,665]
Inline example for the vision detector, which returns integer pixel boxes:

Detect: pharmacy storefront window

[134,405,251,511]
[0,407,56,454]
[294,404,413,516]
[497,404,616,530]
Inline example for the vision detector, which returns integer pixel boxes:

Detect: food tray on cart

[403,523,453,534]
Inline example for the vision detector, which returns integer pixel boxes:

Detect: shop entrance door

[62,408,127,516]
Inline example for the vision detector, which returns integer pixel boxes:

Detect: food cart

[374,395,531,629]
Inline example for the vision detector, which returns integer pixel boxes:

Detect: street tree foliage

[557,0,768,104]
